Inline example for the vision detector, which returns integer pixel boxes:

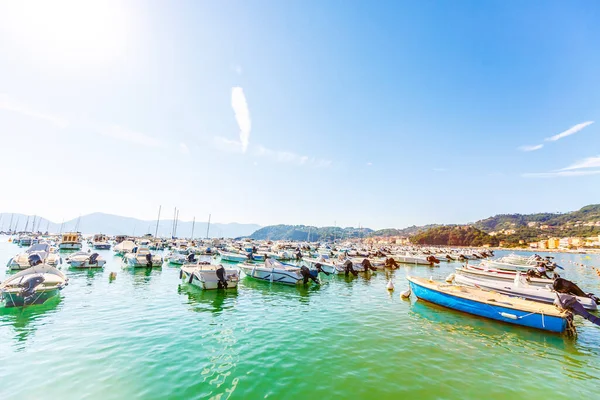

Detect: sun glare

[0,0,129,65]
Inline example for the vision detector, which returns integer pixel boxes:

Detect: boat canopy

[26,243,50,254]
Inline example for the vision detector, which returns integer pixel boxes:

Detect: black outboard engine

[89,253,99,265]
[247,253,254,261]
[426,255,440,264]
[187,253,196,263]
[554,278,600,305]
[385,258,399,269]
[555,294,600,330]
[314,263,330,276]
[19,275,45,303]
[295,251,302,261]
[28,253,43,267]
[344,260,358,276]
[215,265,228,289]
[145,253,153,267]
[300,265,320,284]
[362,259,377,272]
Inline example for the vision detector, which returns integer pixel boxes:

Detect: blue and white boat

[406,276,570,334]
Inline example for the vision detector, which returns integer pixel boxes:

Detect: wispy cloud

[0,93,68,128]
[545,121,594,142]
[254,144,332,168]
[518,144,544,152]
[213,136,244,153]
[366,162,373,166]
[231,87,251,152]
[560,155,600,171]
[179,142,190,154]
[98,125,162,147]
[522,170,600,178]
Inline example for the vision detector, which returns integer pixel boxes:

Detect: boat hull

[93,243,111,250]
[180,269,239,290]
[408,278,567,333]
[59,243,82,251]
[239,264,302,285]
[2,288,61,307]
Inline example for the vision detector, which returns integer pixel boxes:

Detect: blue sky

[0,0,599,229]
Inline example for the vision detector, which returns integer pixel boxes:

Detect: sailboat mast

[24,216,30,232]
[171,207,177,238]
[45,220,50,234]
[9,213,14,233]
[59,218,64,234]
[206,214,211,239]
[154,205,161,238]
[32,215,36,233]
[190,216,195,240]
[174,209,179,237]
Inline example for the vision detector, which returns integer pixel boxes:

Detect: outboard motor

[385,258,399,269]
[343,260,358,277]
[362,259,377,272]
[426,255,440,264]
[187,253,196,263]
[555,293,600,330]
[553,278,600,305]
[19,275,45,303]
[28,253,43,267]
[215,265,228,289]
[295,251,302,261]
[89,253,99,265]
[246,253,254,261]
[145,253,153,268]
[300,265,319,285]
[314,263,330,276]
[446,254,454,261]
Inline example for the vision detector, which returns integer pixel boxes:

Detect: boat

[238,259,320,285]
[406,276,571,333]
[180,262,239,290]
[0,263,68,307]
[18,235,32,247]
[113,240,135,256]
[122,246,163,268]
[65,251,106,268]
[390,252,439,266]
[92,234,111,250]
[452,272,597,311]
[165,249,189,265]
[58,232,82,251]
[458,265,552,288]
[219,251,250,263]
[6,243,61,270]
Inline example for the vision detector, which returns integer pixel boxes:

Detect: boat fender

[179,269,183,279]
[500,312,518,320]
[400,287,411,299]
[387,280,394,291]
[188,272,195,284]
[145,253,153,268]
[445,273,455,283]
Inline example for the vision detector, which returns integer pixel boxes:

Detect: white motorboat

[458,265,552,288]
[0,263,68,307]
[7,243,61,270]
[180,262,239,290]
[239,259,320,285]
[452,272,597,311]
[219,251,250,263]
[390,252,439,266]
[113,240,135,256]
[65,251,106,268]
[92,234,111,250]
[122,246,163,268]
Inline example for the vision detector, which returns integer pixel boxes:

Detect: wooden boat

[453,272,597,311]
[180,262,239,290]
[1,264,68,307]
[406,276,571,333]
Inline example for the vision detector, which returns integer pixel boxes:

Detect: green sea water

[1,237,599,399]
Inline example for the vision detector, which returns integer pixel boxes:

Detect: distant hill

[0,212,260,238]
[410,226,496,246]
[368,224,440,238]
[250,225,372,241]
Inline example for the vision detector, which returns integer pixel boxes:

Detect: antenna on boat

[206,214,211,239]
[191,216,195,241]
[154,205,161,238]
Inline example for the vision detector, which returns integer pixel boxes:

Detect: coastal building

[538,240,548,250]
[547,238,560,249]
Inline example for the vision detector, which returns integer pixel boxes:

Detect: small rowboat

[407,276,571,334]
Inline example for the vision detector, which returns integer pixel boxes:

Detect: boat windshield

[26,243,50,253]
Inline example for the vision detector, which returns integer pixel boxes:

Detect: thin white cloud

[213,136,244,153]
[545,121,594,142]
[252,144,331,168]
[231,87,251,152]
[522,170,600,178]
[560,155,600,171]
[366,162,372,166]
[98,125,162,147]
[518,144,544,152]
[179,142,190,154]
[0,93,68,128]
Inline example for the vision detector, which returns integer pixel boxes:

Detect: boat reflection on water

[177,284,238,314]
[127,266,162,288]
[0,296,62,348]
[239,275,321,304]
[66,268,104,287]
[409,298,571,349]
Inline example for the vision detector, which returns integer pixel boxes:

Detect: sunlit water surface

[1,237,599,399]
